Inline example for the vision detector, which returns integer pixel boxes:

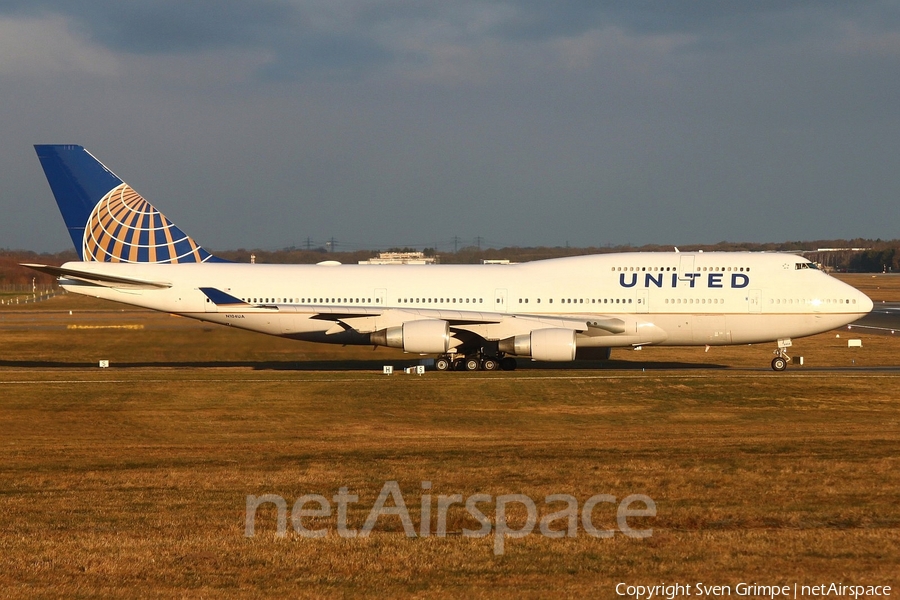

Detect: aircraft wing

[199,287,625,337]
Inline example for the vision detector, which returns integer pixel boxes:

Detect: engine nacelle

[370,319,451,354]
[498,328,576,362]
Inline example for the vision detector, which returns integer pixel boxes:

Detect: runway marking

[66,324,144,330]
[3,373,900,385]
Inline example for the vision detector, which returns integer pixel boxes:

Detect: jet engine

[498,328,576,361]
[370,319,452,354]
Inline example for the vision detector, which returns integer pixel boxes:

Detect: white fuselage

[57,252,872,352]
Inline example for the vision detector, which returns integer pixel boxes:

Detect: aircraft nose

[860,292,874,314]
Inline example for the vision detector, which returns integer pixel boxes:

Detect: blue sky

[2,1,899,252]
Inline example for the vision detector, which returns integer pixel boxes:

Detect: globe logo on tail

[83,183,213,263]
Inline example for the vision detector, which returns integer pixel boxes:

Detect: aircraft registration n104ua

[26,144,873,371]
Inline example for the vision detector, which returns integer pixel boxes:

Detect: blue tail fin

[34,144,223,263]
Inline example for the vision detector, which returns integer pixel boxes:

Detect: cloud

[3,1,900,251]
[833,17,900,57]
[488,1,898,44]
[0,0,397,79]
[2,1,899,81]
[0,13,117,75]
[0,0,290,52]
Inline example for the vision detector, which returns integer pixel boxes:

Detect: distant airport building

[481,259,514,265]
[359,251,437,265]
[798,248,871,272]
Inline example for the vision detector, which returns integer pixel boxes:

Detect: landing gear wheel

[435,357,451,372]
[481,358,499,371]
[772,338,792,372]
[500,357,517,371]
[464,357,481,371]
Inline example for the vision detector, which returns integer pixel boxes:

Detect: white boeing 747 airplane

[26,145,873,371]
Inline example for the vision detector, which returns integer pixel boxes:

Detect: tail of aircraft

[34,144,222,263]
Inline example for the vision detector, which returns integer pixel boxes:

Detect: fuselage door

[494,289,508,313]
[748,289,761,313]
[678,254,695,280]
[374,288,386,306]
[636,289,649,313]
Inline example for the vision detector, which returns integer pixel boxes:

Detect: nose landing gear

[771,338,792,371]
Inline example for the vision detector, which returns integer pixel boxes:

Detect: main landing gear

[434,353,517,372]
[771,338,792,372]
[434,356,453,372]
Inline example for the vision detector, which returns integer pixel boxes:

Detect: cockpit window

[795,262,819,270]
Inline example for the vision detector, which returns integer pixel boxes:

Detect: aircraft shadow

[0,359,728,371]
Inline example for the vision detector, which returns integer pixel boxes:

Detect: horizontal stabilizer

[22,263,171,289]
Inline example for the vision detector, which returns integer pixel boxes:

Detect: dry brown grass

[0,292,899,597]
